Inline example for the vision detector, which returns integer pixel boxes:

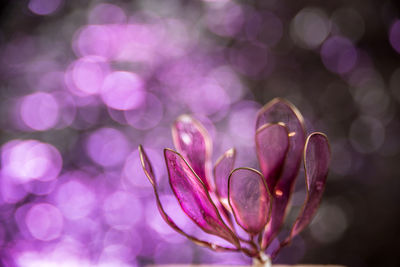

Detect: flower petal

[139,145,156,186]
[255,123,289,192]
[213,148,236,209]
[172,115,212,190]
[228,167,272,235]
[289,133,331,238]
[138,145,238,252]
[164,148,240,247]
[257,98,306,249]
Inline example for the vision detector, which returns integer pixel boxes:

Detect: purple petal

[228,168,271,235]
[213,148,236,209]
[172,115,212,190]
[164,148,240,247]
[255,123,289,192]
[138,145,238,252]
[257,98,306,249]
[289,133,330,238]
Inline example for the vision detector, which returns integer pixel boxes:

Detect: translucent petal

[138,145,238,252]
[289,133,330,238]
[257,98,306,249]
[213,148,236,208]
[255,123,289,192]
[228,168,271,235]
[172,115,212,190]
[164,148,240,247]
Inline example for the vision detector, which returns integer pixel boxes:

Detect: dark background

[1,1,400,267]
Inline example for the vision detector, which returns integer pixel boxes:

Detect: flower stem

[252,252,271,267]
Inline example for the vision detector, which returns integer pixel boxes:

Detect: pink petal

[172,115,213,190]
[138,145,238,252]
[213,148,236,209]
[255,123,289,192]
[164,148,240,247]
[257,98,306,249]
[289,133,330,238]
[228,168,271,235]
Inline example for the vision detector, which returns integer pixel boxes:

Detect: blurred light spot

[25,203,63,241]
[230,42,269,78]
[99,244,135,264]
[354,85,390,118]
[321,36,357,74]
[389,20,400,54]
[89,4,127,24]
[20,92,59,131]
[108,108,128,125]
[0,173,28,203]
[331,8,365,42]
[16,250,96,267]
[52,91,77,129]
[25,59,60,87]
[290,8,331,49]
[228,101,260,144]
[185,80,230,116]
[208,66,244,103]
[205,2,244,37]
[348,68,381,88]
[68,56,109,96]
[2,140,62,183]
[103,191,142,229]
[100,71,145,110]
[243,9,262,41]
[116,23,162,63]
[23,179,57,196]
[124,93,163,130]
[310,203,348,243]
[74,25,115,58]
[122,148,162,193]
[103,228,142,257]
[56,180,96,220]
[86,127,130,167]
[145,195,192,242]
[28,0,62,16]
[154,243,193,264]
[350,116,385,154]
[37,71,64,92]
[256,11,283,47]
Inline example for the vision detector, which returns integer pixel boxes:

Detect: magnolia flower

[139,98,330,266]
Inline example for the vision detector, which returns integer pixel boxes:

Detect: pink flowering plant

[139,98,331,266]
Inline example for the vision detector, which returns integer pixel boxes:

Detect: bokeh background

[0,0,399,266]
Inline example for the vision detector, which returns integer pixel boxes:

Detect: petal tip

[256,98,305,131]
[176,114,194,123]
[138,145,156,186]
